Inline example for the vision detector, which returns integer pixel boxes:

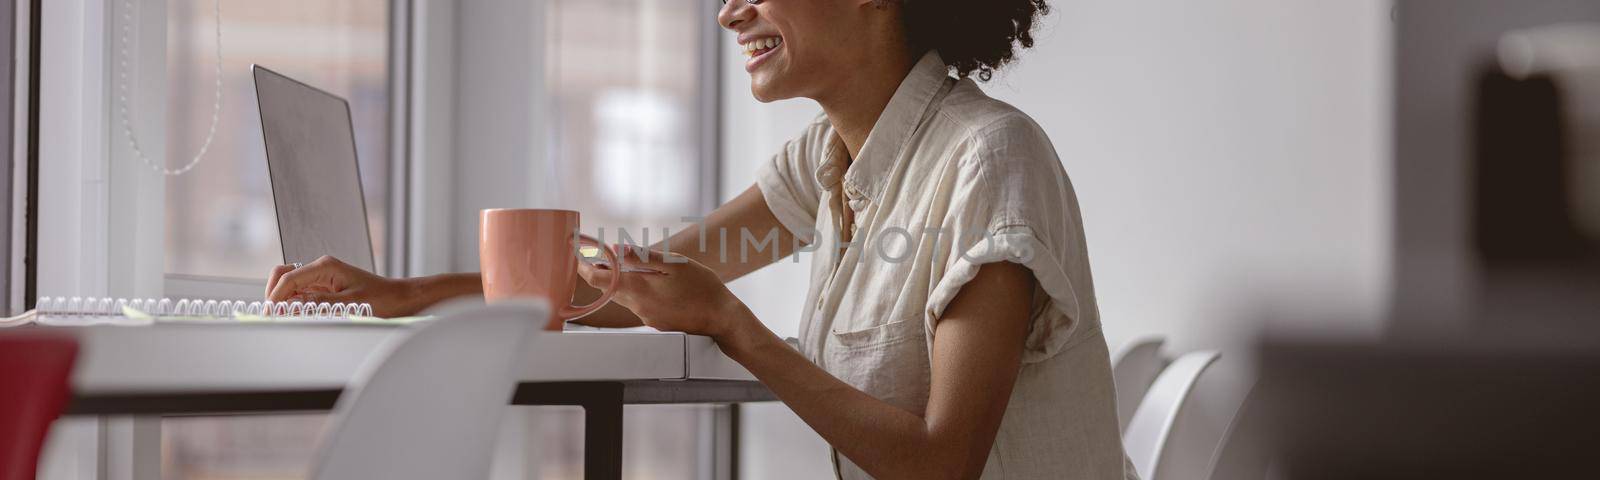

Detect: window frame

[28,0,411,303]
[696,0,724,215]
[35,0,148,302]
[2,0,19,315]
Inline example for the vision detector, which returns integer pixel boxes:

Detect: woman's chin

[747,60,814,103]
[748,80,787,103]
[750,85,778,103]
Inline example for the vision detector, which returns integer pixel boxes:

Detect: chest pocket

[824,315,932,414]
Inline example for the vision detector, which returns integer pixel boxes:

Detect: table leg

[583,397,624,480]
[102,416,162,480]
[729,404,742,480]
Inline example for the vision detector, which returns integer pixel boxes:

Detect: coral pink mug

[480,208,622,330]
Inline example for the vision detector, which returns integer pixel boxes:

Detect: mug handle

[561,234,621,321]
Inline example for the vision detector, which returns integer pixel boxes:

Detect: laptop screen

[253,65,376,272]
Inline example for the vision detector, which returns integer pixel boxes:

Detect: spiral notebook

[0,296,386,328]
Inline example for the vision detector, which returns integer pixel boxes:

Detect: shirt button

[817,166,841,186]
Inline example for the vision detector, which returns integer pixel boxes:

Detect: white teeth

[740,37,782,57]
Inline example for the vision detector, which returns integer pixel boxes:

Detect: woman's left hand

[576,246,752,340]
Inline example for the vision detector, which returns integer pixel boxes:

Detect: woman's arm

[267,184,804,319]
[726,263,1033,479]
[579,251,1034,479]
[264,257,484,318]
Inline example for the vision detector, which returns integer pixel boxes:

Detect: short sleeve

[755,117,832,244]
[924,115,1097,364]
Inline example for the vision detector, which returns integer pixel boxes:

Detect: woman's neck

[816,50,918,162]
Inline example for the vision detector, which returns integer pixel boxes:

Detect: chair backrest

[1112,337,1169,432]
[1207,386,1269,480]
[1123,350,1221,480]
[309,302,546,480]
[0,332,79,480]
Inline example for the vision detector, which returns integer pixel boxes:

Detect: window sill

[164,274,267,301]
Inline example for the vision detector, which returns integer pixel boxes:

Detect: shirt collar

[814,51,952,202]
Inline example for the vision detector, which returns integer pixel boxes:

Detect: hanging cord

[117,0,224,176]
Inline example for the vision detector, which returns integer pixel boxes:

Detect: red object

[0,331,78,480]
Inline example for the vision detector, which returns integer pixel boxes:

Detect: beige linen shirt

[754,52,1136,479]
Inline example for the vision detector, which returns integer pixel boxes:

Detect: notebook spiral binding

[36,296,375,319]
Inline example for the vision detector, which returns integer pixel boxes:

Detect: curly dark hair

[892,0,1051,81]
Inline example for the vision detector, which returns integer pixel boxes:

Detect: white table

[51,322,776,480]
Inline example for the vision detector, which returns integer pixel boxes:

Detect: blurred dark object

[1468,59,1600,327]
[1391,0,1600,329]
[1262,2,1600,479]
[1259,337,1600,480]
[1474,17,1600,327]
[1471,69,1592,262]
[0,331,79,480]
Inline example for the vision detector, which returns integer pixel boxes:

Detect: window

[548,0,718,237]
[163,0,393,280]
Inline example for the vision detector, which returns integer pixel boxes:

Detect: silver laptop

[253,65,376,272]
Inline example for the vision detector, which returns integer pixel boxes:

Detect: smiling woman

[265,0,1132,478]
[701,1,1133,478]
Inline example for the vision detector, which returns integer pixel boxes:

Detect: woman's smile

[739,34,784,73]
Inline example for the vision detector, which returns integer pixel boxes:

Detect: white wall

[987,0,1394,353]
[723,1,1394,478]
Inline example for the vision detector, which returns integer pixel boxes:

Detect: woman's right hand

[266,255,423,317]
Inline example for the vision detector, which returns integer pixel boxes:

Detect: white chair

[1112,337,1169,432]
[1123,350,1221,480]
[1166,358,1256,480]
[309,302,547,480]
[1206,386,1269,480]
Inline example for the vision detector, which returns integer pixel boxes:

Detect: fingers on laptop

[267,256,349,302]
[266,264,297,299]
